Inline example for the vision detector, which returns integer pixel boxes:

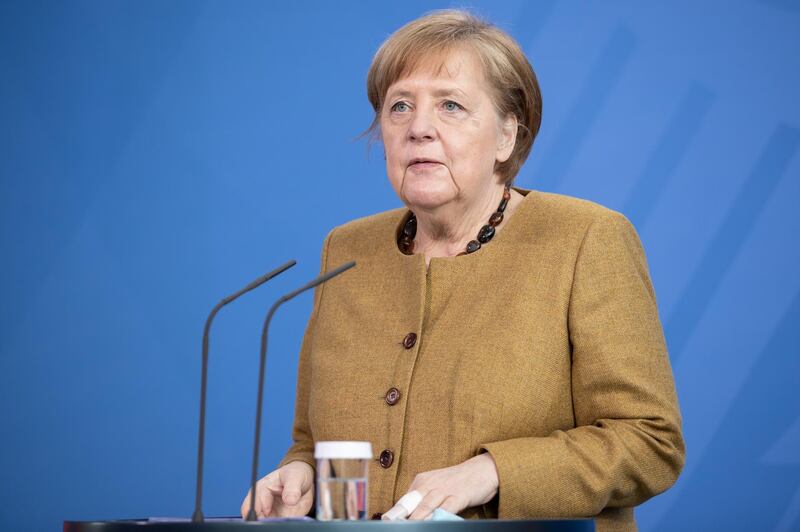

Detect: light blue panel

[0,1,798,530]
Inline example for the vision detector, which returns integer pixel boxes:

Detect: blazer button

[385,387,401,406]
[402,332,417,349]
[379,449,394,468]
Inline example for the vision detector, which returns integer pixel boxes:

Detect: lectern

[64,518,594,531]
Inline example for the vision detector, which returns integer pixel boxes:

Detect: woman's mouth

[408,158,443,172]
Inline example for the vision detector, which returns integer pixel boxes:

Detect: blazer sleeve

[480,210,685,517]
[277,228,336,473]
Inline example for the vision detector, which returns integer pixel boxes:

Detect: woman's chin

[403,188,457,210]
[401,178,458,210]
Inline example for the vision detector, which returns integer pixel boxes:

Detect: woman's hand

[240,460,315,519]
[391,453,499,520]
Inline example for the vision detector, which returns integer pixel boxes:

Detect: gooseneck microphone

[246,260,357,521]
[192,260,297,523]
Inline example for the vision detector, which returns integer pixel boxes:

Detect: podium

[64,518,595,531]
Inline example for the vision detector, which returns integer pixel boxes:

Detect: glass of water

[315,441,372,520]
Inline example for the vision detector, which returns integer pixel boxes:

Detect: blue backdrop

[1,1,798,530]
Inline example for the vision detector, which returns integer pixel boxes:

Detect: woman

[242,10,684,531]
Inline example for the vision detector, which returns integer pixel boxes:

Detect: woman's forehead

[404,46,481,79]
[388,47,487,93]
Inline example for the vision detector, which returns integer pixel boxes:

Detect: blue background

[1,1,798,530]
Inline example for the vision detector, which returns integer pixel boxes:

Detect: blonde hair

[365,9,542,184]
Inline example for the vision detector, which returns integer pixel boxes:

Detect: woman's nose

[408,108,436,142]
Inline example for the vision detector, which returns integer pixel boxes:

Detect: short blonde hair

[366,9,542,184]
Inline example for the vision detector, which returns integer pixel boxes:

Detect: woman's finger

[408,489,447,520]
[438,495,464,516]
[257,481,276,517]
[382,490,421,520]
[240,490,252,519]
[279,466,306,507]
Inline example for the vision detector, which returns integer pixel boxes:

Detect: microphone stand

[192,260,297,522]
[246,260,356,521]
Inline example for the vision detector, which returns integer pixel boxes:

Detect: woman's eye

[391,102,410,112]
[443,101,463,112]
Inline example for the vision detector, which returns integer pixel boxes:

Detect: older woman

[241,10,684,531]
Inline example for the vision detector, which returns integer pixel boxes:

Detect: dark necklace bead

[477,224,495,243]
[498,197,509,213]
[489,211,504,227]
[498,187,511,213]
[399,234,414,254]
[403,215,416,237]
[466,240,481,253]
[398,185,511,256]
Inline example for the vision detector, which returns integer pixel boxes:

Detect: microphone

[192,260,297,522]
[246,260,357,521]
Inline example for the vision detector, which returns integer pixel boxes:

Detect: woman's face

[380,47,516,212]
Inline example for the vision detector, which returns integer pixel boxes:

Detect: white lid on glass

[314,441,373,459]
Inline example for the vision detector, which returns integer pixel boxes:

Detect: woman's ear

[496,114,518,163]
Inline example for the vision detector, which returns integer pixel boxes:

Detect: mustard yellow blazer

[279,188,685,532]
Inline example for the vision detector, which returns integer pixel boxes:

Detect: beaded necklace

[398,184,511,256]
